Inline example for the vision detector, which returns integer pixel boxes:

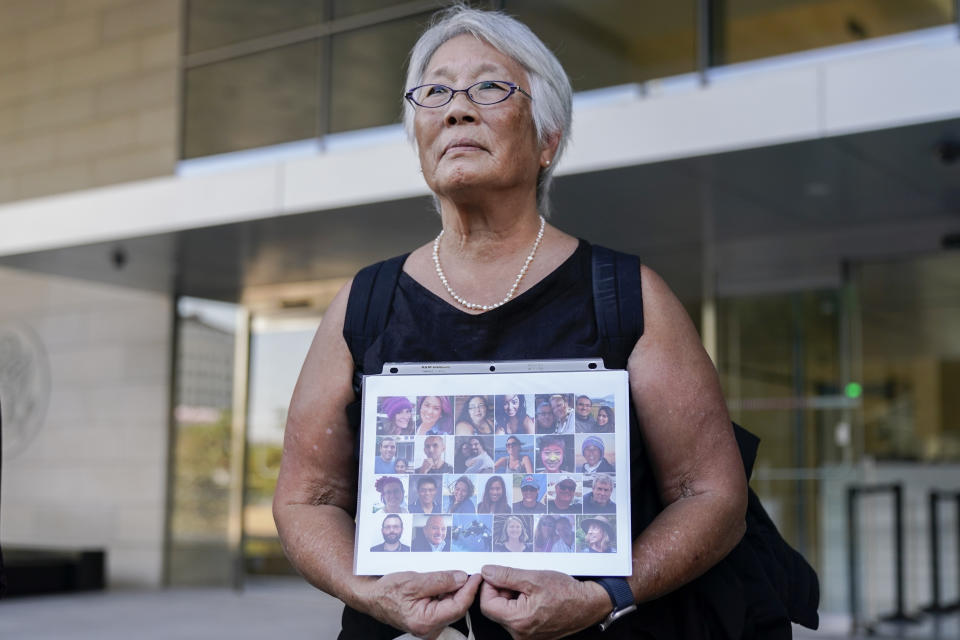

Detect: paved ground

[0,578,957,639]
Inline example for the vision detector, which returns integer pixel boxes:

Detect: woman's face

[420,396,443,426]
[413,35,546,203]
[597,409,609,427]
[382,482,403,509]
[506,438,521,456]
[394,407,412,429]
[540,443,563,472]
[504,394,520,417]
[587,524,604,546]
[556,518,572,539]
[453,481,469,503]
[394,459,407,473]
[506,519,523,541]
[487,479,504,503]
[468,397,487,424]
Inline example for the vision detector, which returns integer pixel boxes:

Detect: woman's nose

[444,92,478,125]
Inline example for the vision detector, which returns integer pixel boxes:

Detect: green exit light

[845,382,863,399]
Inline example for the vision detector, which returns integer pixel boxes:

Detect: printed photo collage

[368,393,619,555]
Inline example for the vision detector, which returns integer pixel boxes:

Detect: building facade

[1,0,959,628]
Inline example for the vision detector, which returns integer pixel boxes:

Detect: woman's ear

[540,131,561,168]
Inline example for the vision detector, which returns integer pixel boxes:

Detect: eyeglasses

[405,80,532,108]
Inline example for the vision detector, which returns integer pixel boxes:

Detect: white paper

[354,365,631,577]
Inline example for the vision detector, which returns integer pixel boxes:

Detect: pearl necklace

[432,215,546,311]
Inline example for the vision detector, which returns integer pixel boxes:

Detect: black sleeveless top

[341,240,803,640]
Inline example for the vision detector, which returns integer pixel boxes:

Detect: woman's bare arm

[273,281,480,639]
[623,264,747,602]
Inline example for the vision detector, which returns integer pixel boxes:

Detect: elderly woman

[275,6,752,640]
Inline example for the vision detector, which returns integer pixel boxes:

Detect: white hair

[593,474,614,489]
[403,4,573,216]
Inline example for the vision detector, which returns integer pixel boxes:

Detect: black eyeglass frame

[404,80,532,108]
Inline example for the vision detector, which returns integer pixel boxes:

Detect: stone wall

[0,265,172,587]
[0,0,179,204]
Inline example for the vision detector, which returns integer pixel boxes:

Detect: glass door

[717,288,849,566]
[242,310,321,576]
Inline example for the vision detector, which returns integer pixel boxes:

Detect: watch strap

[592,577,637,631]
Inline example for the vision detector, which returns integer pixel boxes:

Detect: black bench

[1,547,105,598]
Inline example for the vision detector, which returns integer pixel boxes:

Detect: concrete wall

[0,265,172,588]
[0,0,179,204]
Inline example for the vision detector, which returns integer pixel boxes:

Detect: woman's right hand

[359,571,482,640]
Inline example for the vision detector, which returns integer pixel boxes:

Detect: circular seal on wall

[0,322,51,458]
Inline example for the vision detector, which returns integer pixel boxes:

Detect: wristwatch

[592,577,637,631]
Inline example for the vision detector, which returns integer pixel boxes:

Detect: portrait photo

[492,514,533,553]
[413,434,454,475]
[536,434,574,473]
[493,434,534,474]
[369,513,412,552]
[443,474,478,514]
[577,515,617,554]
[451,514,492,552]
[408,474,442,514]
[454,434,494,473]
[547,474,582,515]
[415,394,454,435]
[494,393,535,434]
[412,514,452,552]
[476,474,512,514]
[377,395,416,436]
[372,475,409,514]
[511,472,546,514]
[454,394,495,436]
[575,433,615,473]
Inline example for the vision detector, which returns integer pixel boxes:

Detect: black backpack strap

[591,244,644,370]
[343,254,407,397]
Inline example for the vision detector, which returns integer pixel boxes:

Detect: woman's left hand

[479,565,611,640]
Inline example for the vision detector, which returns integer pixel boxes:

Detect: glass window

[854,252,960,462]
[332,0,417,19]
[186,0,325,54]
[329,15,430,133]
[243,312,321,575]
[168,297,238,586]
[717,289,842,558]
[503,0,697,90]
[718,0,955,65]
[183,41,321,159]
